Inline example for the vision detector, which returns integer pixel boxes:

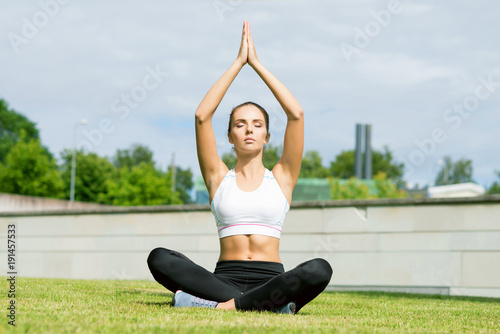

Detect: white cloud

[353,52,460,86]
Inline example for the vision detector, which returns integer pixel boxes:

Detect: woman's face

[228,105,270,153]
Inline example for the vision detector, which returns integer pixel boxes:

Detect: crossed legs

[147,247,333,313]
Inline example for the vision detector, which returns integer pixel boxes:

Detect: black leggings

[147,247,333,312]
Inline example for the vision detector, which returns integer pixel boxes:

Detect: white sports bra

[210,169,290,239]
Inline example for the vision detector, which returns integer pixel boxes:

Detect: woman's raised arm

[195,22,248,198]
[246,22,304,192]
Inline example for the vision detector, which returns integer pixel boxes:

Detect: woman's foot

[273,301,296,314]
[215,298,236,310]
[171,290,218,308]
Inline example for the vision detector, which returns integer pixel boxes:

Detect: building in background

[428,183,486,198]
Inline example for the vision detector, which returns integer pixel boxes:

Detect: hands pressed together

[236,21,259,68]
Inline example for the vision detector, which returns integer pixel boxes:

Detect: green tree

[435,156,474,186]
[372,172,407,199]
[262,145,281,170]
[169,166,194,204]
[221,144,282,170]
[330,172,407,200]
[113,144,153,169]
[60,149,117,203]
[0,130,64,197]
[330,146,405,187]
[300,151,329,178]
[0,98,50,163]
[330,177,371,200]
[329,150,355,179]
[111,143,193,204]
[221,151,238,170]
[488,170,500,194]
[98,163,181,206]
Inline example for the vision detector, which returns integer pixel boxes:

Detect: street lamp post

[69,119,87,207]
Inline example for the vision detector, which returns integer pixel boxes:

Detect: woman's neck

[234,152,266,177]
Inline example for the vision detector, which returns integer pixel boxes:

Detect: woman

[147,21,333,314]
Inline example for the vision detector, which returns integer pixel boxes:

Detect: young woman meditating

[147,21,333,314]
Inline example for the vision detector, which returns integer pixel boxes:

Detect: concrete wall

[0,193,112,212]
[1,196,500,298]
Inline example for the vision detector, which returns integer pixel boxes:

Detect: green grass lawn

[2,277,499,333]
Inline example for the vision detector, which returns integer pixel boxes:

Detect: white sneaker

[171,290,218,308]
[273,301,296,314]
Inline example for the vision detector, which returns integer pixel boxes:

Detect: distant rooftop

[428,183,485,198]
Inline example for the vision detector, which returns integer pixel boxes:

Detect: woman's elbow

[195,110,210,125]
[289,109,304,121]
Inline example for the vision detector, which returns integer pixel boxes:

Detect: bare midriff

[218,234,281,263]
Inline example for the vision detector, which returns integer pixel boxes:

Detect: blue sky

[1,0,499,189]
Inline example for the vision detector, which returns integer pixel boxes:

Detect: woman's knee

[147,247,170,270]
[315,258,333,282]
[301,258,333,286]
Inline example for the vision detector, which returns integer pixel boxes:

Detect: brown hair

[227,101,270,134]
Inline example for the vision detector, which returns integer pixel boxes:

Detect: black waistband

[214,260,284,276]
